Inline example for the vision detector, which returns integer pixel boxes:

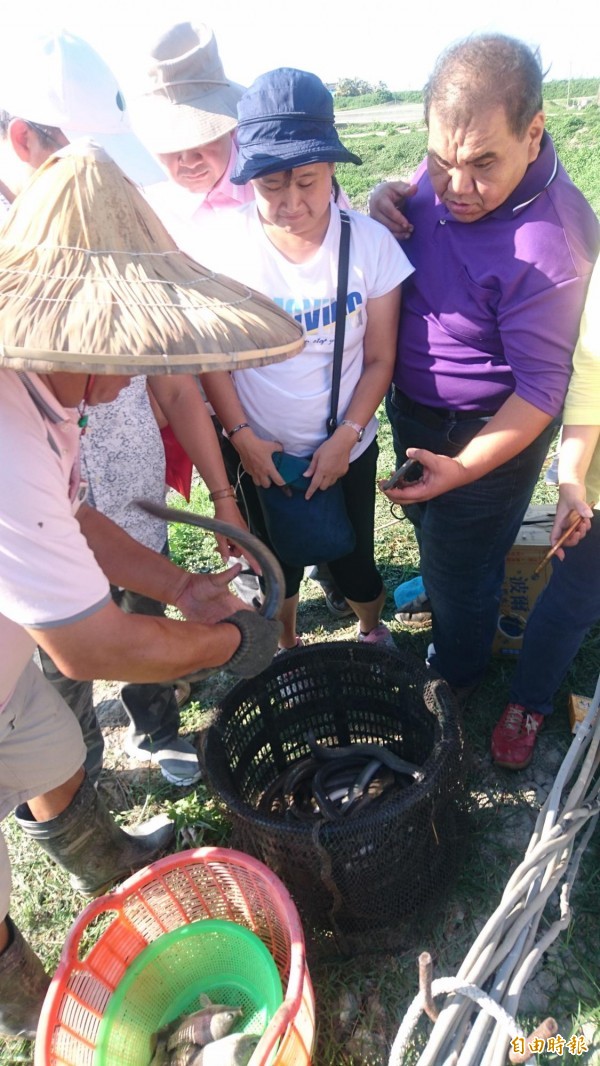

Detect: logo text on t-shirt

[274,292,364,334]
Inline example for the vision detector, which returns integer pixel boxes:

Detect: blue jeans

[510,515,600,716]
[386,387,556,687]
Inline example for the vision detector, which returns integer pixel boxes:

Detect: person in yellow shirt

[491,259,600,770]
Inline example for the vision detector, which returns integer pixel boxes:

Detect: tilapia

[166,996,243,1050]
[168,1044,205,1066]
[149,1034,169,1066]
[184,1033,260,1065]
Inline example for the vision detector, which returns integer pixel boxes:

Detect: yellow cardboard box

[568,693,593,734]
[492,504,555,657]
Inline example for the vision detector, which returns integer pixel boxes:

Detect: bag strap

[326,209,351,436]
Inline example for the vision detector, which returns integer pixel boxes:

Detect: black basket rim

[203,641,464,834]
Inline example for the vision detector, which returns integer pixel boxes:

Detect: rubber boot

[0,916,50,1038]
[14,775,175,895]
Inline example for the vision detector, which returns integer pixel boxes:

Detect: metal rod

[419,952,439,1022]
[508,1017,558,1064]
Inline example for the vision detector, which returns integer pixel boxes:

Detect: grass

[4,418,598,1065]
[336,103,600,214]
[336,125,427,209]
[2,110,600,1065]
[335,90,424,110]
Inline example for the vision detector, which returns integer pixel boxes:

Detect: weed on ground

[2,107,600,1062]
[3,413,599,1065]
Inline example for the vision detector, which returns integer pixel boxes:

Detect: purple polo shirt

[395,133,600,415]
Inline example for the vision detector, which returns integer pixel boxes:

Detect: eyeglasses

[26,121,66,150]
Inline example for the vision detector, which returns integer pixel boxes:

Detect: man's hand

[368,180,417,240]
[379,448,468,503]
[174,565,247,623]
[381,397,554,505]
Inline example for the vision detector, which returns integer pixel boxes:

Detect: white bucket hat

[0,30,165,187]
[130,22,244,155]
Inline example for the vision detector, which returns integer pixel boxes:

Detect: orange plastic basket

[34,847,315,1066]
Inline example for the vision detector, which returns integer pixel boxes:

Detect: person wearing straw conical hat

[0,135,298,1037]
[133,20,353,620]
[0,29,261,791]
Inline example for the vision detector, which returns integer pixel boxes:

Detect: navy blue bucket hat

[230,67,362,184]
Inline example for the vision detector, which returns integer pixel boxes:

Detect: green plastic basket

[94,919,283,1066]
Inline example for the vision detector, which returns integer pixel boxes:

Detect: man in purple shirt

[372,34,599,697]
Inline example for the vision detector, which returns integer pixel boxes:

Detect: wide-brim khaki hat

[132,88,243,156]
[0,140,304,374]
[130,22,244,156]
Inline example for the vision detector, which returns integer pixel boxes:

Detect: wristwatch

[340,419,365,442]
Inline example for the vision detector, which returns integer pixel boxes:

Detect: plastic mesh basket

[95,920,283,1066]
[202,643,467,955]
[35,848,315,1066]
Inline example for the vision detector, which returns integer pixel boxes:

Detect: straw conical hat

[0,140,304,374]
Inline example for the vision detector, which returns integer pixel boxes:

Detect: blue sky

[0,0,597,93]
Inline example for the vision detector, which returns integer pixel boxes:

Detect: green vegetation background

[335,98,600,215]
[2,91,600,1066]
[165,95,600,1066]
[333,78,600,109]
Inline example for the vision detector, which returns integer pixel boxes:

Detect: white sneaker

[123,733,202,787]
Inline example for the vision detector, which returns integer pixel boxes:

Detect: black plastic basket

[203,642,466,954]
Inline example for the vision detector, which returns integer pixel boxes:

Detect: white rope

[388,978,524,1066]
[388,672,600,1066]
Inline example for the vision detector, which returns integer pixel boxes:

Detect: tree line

[333,76,600,108]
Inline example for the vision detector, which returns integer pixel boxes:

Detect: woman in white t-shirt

[201,68,413,650]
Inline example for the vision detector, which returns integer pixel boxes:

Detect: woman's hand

[550,485,593,560]
[233,429,285,488]
[303,435,353,499]
[211,495,261,575]
[550,424,599,558]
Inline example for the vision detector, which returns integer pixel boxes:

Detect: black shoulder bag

[257,210,357,568]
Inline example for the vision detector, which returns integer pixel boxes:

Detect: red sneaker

[491,703,545,770]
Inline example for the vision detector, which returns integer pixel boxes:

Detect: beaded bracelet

[227,422,251,438]
[209,487,237,502]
